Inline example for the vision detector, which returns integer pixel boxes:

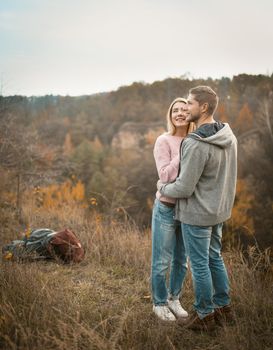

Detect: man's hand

[157,180,164,192]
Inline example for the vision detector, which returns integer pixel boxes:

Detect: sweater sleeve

[154,136,180,183]
[160,138,209,198]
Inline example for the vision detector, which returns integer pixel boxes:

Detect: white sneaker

[153,305,176,321]
[167,299,188,318]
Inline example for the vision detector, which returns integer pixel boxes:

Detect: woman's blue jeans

[182,223,230,318]
[151,200,187,306]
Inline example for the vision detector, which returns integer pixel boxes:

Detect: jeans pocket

[158,202,175,216]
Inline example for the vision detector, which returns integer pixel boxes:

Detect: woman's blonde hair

[166,97,195,135]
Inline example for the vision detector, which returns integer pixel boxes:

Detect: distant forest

[1,74,273,250]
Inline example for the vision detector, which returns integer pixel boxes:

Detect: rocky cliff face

[111,122,165,149]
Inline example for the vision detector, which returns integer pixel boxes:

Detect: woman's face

[171,101,190,128]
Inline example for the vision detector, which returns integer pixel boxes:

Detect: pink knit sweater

[154,133,184,204]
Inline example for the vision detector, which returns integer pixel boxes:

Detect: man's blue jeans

[151,200,187,305]
[182,223,230,318]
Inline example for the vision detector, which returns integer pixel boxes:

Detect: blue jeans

[182,223,230,318]
[151,200,187,306]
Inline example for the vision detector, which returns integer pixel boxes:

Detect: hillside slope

[1,204,272,350]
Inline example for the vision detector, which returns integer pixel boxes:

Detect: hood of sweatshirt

[188,122,236,149]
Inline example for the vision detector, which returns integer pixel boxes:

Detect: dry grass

[0,203,273,350]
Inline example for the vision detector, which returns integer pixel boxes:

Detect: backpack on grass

[2,228,85,263]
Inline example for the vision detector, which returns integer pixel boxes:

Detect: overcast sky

[1,0,273,96]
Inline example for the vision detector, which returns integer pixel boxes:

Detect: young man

[157,86,237,330]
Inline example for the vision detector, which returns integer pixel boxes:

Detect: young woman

[151,97,195,321]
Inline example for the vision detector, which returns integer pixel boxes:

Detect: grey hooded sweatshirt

[159,122,237,226]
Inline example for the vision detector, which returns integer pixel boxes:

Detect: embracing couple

[151,86,237,331]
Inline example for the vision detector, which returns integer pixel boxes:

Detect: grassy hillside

[0,203,273,350]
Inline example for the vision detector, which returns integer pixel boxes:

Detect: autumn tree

[63,132,73,156]
[69,139,105,185]
[234,103,254,134]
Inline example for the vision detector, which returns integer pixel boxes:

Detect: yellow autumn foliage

[230,178,254,234]
[33,180,86,209]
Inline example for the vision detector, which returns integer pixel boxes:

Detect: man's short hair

[189,86,219,115]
